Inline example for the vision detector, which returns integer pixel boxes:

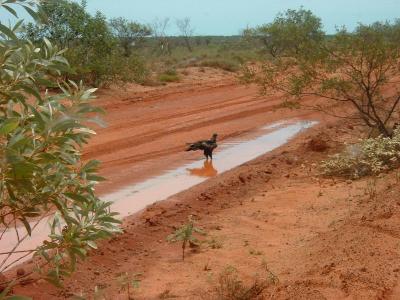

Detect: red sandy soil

[82,67,321,194]
[6,67,400,299]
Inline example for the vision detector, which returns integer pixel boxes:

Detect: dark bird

[186,133,218,160]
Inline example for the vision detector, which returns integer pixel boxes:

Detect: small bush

[200,59,239,72]
[205,265,277,300]
[167,216,205,260]
[116,272,141,299]
[158,69,181,83]
[280,99,301,110]
[239,65,256,83]
[119,55,150,84]
[321,129,400,178]
[67,50,149,87]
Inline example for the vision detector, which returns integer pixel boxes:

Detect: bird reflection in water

[187,160,218,178]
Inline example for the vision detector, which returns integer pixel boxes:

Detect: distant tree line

[22,0,202,86]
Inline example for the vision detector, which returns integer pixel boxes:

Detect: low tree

[109,17,152,57]
[116,272,141,300]
[23,0,89,49]
[176,17,194,52]
[247,8,324,58]
[79,11,117,85]
[0,0,120,291]
[23,0,118,86]
[151,17,172,55]
[253,10,400,137]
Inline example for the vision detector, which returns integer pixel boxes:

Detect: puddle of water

[108,120,316,217]
[0,120,316,269]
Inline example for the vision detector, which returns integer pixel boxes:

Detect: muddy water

[0,120,316,270]
[109,120,316,217]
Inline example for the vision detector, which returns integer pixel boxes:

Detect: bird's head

[211,133,218,140]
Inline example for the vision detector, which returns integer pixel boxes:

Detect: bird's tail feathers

[186,144,195,151]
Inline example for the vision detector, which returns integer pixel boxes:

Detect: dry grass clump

[204,264,278,300]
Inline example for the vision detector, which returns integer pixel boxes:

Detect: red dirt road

[85,68,318,194]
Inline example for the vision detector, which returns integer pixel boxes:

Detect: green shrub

[321,128,400,178]
[158,69,181,83]
[65,42,149,87]
[111,53,149,84]
[200,59,239,72]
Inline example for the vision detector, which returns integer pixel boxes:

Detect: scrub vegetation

[22,0,260,87]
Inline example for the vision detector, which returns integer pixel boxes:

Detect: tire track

[84,98,281,159]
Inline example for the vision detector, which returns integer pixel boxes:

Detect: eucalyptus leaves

[0,0,120,289]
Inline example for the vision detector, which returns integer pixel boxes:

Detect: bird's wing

[186,139,217,151]
[186,140,206,151]
[200,141,212,149]
[203,140,217,147]
[187,139,206,145]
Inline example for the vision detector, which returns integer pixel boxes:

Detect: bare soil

[7,67,400,299]
[82,67,321,195]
